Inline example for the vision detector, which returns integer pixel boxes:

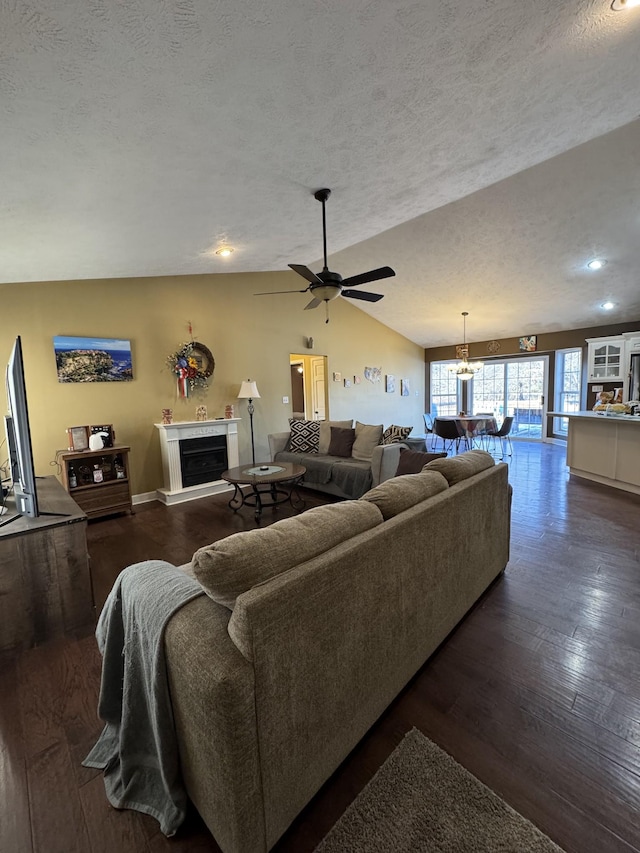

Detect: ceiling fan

[255,188,395,322]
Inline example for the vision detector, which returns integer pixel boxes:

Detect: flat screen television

[2,336,39,524]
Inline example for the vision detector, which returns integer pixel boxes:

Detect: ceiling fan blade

[289,264,323,284]
[341,266,395,288]
[342,289,384,303]
[304,297,322,310]
[254,288,309,295]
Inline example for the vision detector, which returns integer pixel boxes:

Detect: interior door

[310,356,327,420]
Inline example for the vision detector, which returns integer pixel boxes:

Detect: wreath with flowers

[167,341,214,397]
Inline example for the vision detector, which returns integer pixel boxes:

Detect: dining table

[435,415,498,448]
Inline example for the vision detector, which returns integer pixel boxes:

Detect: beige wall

[2,272,425,498]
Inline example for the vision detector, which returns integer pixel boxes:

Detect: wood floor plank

[0,657,32,852]
[78,773,152,853]
[28,741,91,853]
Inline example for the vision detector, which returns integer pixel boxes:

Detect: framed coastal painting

[385,374,395,393]
[401,378,410,396]
[54,336,133,382]
[519,335,537,352]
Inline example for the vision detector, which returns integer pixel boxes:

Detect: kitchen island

[548,410,640,495]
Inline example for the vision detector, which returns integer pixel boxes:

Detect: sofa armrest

[268,432,290,457]
[370,443,405,486]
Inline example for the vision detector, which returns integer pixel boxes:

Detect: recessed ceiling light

[611,0,640,10]
[215,246,234,257]
[601,301,615,310]
[587,258,606,270]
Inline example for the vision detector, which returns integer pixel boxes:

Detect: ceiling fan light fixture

[611,0,640,10]
[312,284,341,302]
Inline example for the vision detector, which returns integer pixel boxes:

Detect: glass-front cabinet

[586,336,625,381]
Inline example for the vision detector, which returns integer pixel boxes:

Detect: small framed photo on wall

[519,335,537,352]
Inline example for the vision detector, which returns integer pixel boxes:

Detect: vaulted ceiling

[3,1,640,346]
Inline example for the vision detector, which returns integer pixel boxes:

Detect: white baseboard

[132,491,161,505]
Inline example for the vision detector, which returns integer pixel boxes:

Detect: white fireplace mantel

[155,418,240,505]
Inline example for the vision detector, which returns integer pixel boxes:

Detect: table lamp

[237,379,261,464]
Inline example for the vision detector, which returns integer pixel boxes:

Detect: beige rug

[314,728,565,852]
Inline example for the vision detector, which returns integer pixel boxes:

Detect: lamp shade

[237,379,261,399]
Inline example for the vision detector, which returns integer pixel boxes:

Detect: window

[430,362,459,416]
[554,348,582,435]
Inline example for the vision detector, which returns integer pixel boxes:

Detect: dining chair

[433,418,461,454]
[423,413,435,450]
[486,416,514,458]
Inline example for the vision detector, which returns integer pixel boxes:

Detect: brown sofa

[164,450,511,852]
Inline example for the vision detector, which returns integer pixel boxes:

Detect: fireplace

[180,435,227,487]
[155,418,240,505]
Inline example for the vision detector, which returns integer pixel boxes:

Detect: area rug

[314,728,564,852]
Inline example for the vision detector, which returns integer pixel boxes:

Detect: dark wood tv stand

[0,476,94,654]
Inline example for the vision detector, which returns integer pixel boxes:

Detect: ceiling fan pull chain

[325,302,330,323]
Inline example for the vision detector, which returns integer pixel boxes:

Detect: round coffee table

[221,462,306,521]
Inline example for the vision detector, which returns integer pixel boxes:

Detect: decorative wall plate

[487,340,501,354]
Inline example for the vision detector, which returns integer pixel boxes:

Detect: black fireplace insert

[179,435,228,488]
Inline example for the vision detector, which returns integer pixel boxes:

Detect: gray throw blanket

[83,560,204,836]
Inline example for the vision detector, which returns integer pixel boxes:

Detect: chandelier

[448,312,483,381]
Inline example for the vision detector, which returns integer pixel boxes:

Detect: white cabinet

[623,332,640,359]
[586,336,625,381]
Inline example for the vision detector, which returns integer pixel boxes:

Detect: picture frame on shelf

[66,426,90,452]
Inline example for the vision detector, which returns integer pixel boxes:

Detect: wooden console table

[0,476,94,653]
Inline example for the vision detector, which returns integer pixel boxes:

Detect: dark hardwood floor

[2,441,640,853]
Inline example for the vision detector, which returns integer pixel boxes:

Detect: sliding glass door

[470,356,548,440]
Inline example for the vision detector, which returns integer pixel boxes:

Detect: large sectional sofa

[268,418,416,499]
[162,449,512,853]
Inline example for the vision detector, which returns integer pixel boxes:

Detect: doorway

[289,354,329,420]
[470,356,549,440]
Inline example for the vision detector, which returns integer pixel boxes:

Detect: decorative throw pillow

[319,419,353,454]
[380,424,413,445]
[287,418,320,453]
[352,421,384,461]
[395,448,448,476]
[327,426,356,458]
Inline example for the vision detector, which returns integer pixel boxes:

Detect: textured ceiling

[2,0,640,346]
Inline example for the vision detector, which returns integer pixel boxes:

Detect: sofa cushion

[395,448,448,476]
[319,420,353,454]
[352,421,384,461]
[380,424,413,445]
[423,449,494,485]
[192,500,383,610]
[287,419,320,453]
[360,471,449,520]
[328,427,356,458]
